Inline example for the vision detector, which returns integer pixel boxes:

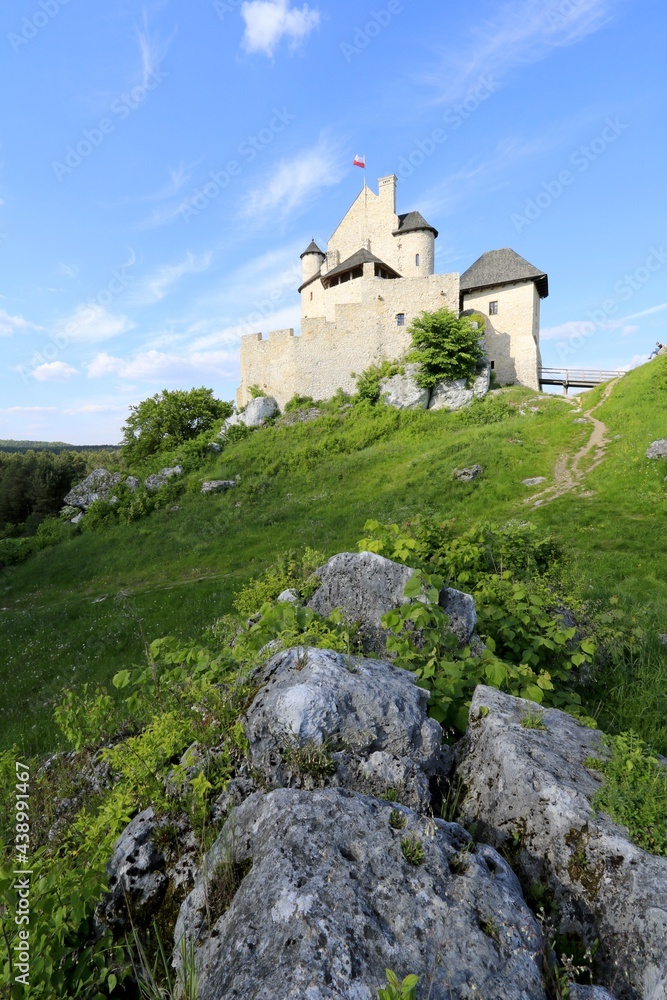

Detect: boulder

[243,646,443,810]
[201,480,238,494]
[429,365,490,412]
[454,465,484,482]
[209,442,222,453]
[307,551,414,652]
[99,808,167,931]
[646,440,667,460]
[160,466,183,478]
[125,476,141,492]
[174,787,547,1000]
[379,364,430,410]
[144,474,168,491]
[569,988,617,1000]
[276,588,300,603]
[222,396,279,433]
[523,477,547,486]
[457,686,667,1000]
[307,551,477,651]
[63,469,122,510]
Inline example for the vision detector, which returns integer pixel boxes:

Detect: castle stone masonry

[236,175,547,408]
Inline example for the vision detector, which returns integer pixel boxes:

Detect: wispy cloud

[31,362,79,382]
[242,135,344,222]
[86,348,237,383]
[0,309,43,337]
[138,251,213,304]
[56,304,135,344]
[426,0,618,104]
[241,0,320,57]
[136,10,174,89]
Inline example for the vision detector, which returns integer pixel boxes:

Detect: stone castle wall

[462,282,542,391]
[237,272,459,408]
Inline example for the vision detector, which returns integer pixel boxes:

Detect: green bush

[284,394,317,412]
[406,308,485,388]
[122,388,232,463]
[354,360,403,403]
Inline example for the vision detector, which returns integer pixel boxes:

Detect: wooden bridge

[539,367,625,395]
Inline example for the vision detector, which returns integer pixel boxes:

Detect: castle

[236,174,548,408]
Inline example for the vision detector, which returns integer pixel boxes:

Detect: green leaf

[112,669,131,690]
[108,973,118,991]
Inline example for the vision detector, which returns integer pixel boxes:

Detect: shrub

[354,360,403,404]
[284,394,317,412]
[406,308,485,388]
[122,388,232,463]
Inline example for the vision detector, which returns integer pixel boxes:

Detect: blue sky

[0,0,665,443]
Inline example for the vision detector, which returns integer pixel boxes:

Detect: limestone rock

[160,466,183,478]
[379,364,430,410]
[458,686,667,999]
[125,476,141,492]
[454,464,483,482]
[308,551,414,652]
[569,988,617,1000]
[174,787,547,1000]
[144,474,168,491]
[100,808,167,931]
[222,396,279,433]
[646,439,667,459]
[209,442,222,453]
[574,418,590,425]
[308,551,476,652]
[63,469,122,509]
[439,586,477,644]
[523,477,547,486]
[429,365,490,412]
[243,646,443,810]
[276,588,300,603]
[201,480,238,494]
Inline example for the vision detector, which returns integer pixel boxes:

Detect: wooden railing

[539,368,625,393]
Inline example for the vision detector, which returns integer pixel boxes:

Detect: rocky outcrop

[646,439,667,459]
[145,466,183,492]
[429,365,491,412]
[64,469,122,510]
[100,808,167,931]
[454,465,483,482]
[522,477,547,486]
[307,551,476,652]
[174,787,547,1000]
[458,686,667,1000]
[379,364,430,410]
[201,480,238,494]
[222,396,279,433]
[243,646,443,810]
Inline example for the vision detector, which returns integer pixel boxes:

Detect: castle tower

[393,212,438,277]
[300,240,326,285]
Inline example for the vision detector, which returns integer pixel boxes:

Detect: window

[489,300,498,315]
[396,313,405,326]
[490,360,495,370]
[415,253,420,267]
[310,291,313,301]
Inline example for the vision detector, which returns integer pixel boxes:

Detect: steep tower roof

[300,240,325,259]
[393,211,439,238]
[460,248,548,298]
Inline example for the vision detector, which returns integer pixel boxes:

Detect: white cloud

[242,136,344,221]
[56,304,135,344]
[86,348,237,383]
[0,308,43,337]
[31,362,79,382]
[62,402,128,416]
[241,0,320,56]
[3,406,58,414]
[428,0,618,103]
[140,251,212,304]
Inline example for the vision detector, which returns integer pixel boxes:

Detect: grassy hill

[1,359,666,756]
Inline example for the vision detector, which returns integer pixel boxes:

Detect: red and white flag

[353,154,366,168]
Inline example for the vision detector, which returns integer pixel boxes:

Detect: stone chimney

[378,174,397,214]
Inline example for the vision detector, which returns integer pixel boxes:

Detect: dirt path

[526,378,619,508]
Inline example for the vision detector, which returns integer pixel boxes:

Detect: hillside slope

[1,360,666,754]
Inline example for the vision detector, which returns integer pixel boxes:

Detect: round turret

[300,239,326,285]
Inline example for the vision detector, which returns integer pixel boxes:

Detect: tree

[121,388,233,463]
[407,309,486,388]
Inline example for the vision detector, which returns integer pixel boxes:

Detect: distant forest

[0,447,120,536]
[0,440,119,454]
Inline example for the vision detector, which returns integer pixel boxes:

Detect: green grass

[1,360,666,755]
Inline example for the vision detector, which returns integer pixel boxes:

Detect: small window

[415,253,420,267]
[489,300,498,315]
[310,291,313,301]
[396,313,405,326]
[490,360,495,370]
